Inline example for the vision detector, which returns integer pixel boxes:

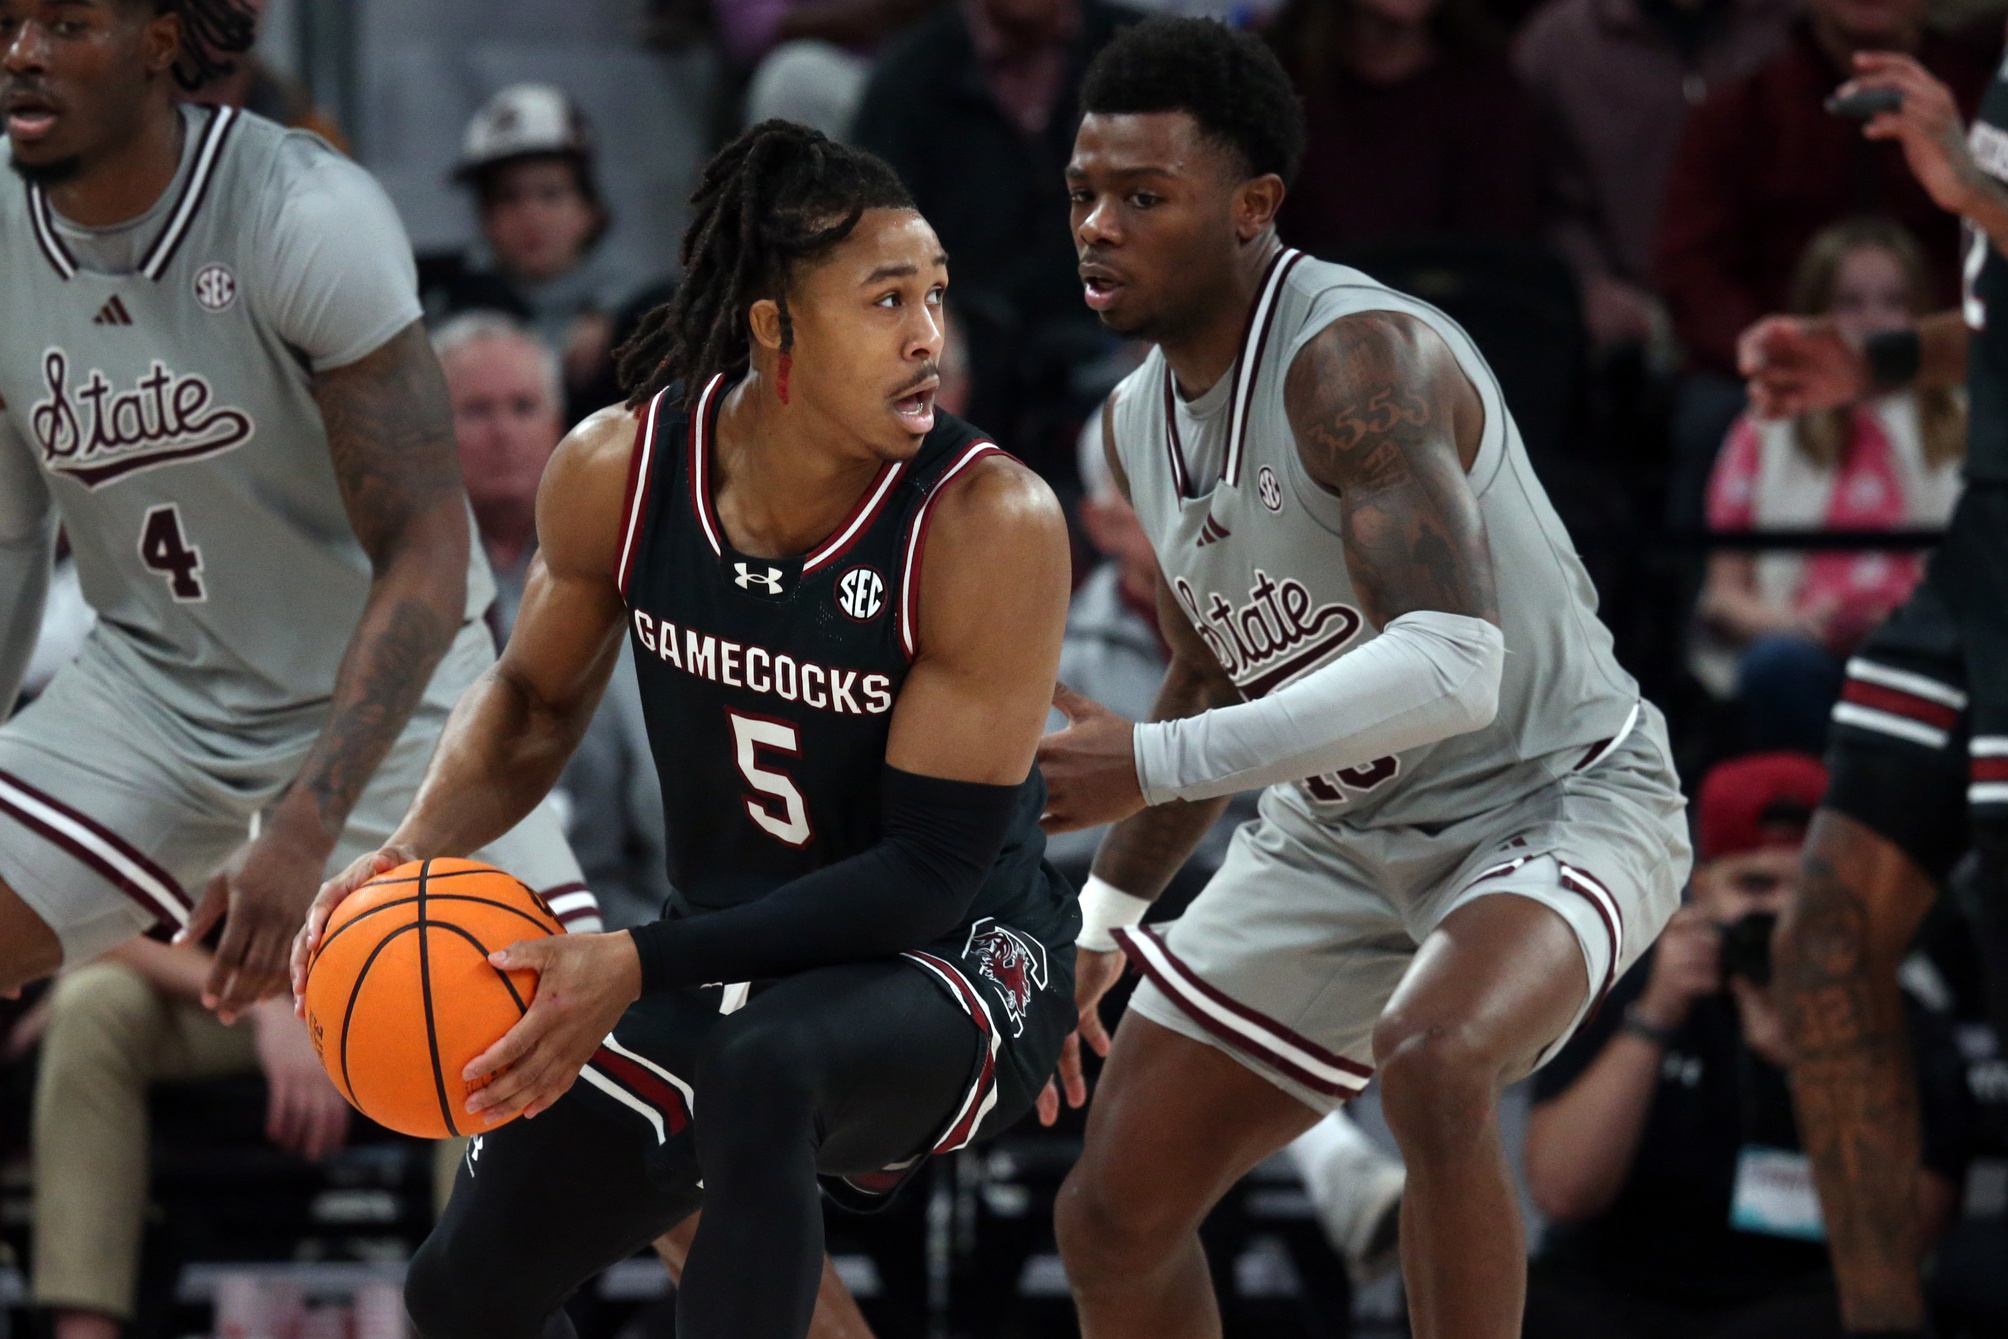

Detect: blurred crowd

[11,0,2008,1332]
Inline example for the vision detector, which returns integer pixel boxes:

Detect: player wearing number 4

[1032,20,1692,1339]
[293,121,1079,1339]
[0,0,598,1017]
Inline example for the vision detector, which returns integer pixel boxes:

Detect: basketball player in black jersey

[1739,49,2008,1339]
[290,122,1078,1339]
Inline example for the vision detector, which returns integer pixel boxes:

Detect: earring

[777,352,792,406]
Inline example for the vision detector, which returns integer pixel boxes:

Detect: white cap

[454,84,595,181]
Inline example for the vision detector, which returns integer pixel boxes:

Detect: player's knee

[695,1014,819,1130]
[1053,1147,1190,1287]
[1372,1014,1499,1153]
[404,1229,526,1339]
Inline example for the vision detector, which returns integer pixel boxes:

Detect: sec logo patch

[836,566,885,621]
[194,263,237,313]
[1257,465,1284,513]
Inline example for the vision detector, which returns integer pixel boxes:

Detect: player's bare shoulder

[910,442,1071,663]
[535,402,646,583]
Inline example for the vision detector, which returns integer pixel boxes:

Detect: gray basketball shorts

[0,625,593,964]
[1119,705,1690,1114]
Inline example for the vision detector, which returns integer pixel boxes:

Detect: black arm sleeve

[627,765,1024,994]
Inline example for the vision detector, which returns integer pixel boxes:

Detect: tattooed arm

[188,321,471,1015]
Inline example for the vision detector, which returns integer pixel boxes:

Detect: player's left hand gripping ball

[461,930,645,1124]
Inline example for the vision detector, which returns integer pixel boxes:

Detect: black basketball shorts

[1826,483,2008,882]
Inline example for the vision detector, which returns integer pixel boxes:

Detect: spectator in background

[434,315,668,930]
[1270,0,1542,253]
[419,85,645,425]
[1699,218,1964,755]
[1652,0,1995,516]
[719,0,945,136]
[1514,0,1793,352]
[1522,752,1973,1339]
[32,948,349,1339]
[854,0,1140,483]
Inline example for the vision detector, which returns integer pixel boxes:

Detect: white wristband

[1077,875,1152,954]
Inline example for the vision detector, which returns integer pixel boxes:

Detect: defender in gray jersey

[1035,21,1689,1339]
[0,0,594,1016]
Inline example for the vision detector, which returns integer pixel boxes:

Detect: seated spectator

[418,85,646,425]
[434,315,667,931]
[33,940,350,1339]
[718,0,946,136]
[1652,0,1995,520]
[853,0,1139,483]
[1522,752,1974,1339]
[1699,218,1964,755]
[1270,0,1542,253]
[1514,0,1794,351]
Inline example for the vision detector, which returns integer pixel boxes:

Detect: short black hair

[115,0,258,90]
[615,120,915,406]
[1080,17,1305,187]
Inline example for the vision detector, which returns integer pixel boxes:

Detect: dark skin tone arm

[1036,310,1498,1115]
[185,321,470,1018]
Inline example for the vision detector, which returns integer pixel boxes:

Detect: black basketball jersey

[615,375,1077,958]
[1964,67,2008,483]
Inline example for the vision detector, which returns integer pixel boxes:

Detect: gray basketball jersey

[0,107,493,742]
[1110,250,1640,829]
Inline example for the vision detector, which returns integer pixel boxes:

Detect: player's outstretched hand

[1736,315,1868,420]
[461,931,643,1125]
[250,997,352,1161]
[291,845,416,1012]
[1038,684,1147,834]
[182,818,338,1023]
[1035,945,1126,1125]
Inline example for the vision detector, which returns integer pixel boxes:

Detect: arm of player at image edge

[0,416,55,720]
[290,404,638,1000]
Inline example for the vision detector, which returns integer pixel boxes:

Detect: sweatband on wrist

[1865,328,1922,389]
[1133,609,1505,805]
[629,764,1024,995]
[1076,875,1151,953]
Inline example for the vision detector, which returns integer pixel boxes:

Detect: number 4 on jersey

[139,505,206,602]
[728,710,813,847]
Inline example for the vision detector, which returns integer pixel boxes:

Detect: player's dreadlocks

[615,120,913,409]
[128,0,259,90]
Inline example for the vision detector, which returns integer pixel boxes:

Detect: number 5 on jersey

[728,710,812,847]
[139,504,206,602]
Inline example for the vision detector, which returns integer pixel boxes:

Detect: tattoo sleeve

[1282,312,1498,628]
[1778,844,1926,1328]
[285,321,470,844]
[1089,575,1240,900]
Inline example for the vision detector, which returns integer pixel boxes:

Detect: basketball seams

[337,921,422,1109]
[426,922,532,1015]
[315,891,560,958]
[416,861,460,1138]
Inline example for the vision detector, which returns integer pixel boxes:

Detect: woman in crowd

[1700,217,1966,754]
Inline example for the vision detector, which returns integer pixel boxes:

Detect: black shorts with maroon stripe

[1827,483,2008,881]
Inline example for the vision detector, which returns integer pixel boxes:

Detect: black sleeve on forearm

[628,765,1023,994]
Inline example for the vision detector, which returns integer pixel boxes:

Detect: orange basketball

[302,857,564,1138]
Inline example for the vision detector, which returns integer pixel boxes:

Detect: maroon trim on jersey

[902,949,1000,1153]
[25,184,78,281]
[896,442,1004,662]
[138,105,239,282]
[588,1046,692,1136]
[1557,862,1622,1007]
[803,459,909,574]
[687,375,729,559]
[0,768,190,929]
[1160,369,1192,500]
[1114,925,1372,1099]
[1839,679,1961,731]
[536,881,600,928]
[1224,249,1306,488]
[616,391,667,600]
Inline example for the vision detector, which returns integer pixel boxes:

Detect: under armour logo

[465,1134,484,1177]
[734,562,785,594]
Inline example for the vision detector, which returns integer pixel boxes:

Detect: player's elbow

[367,501,470,602]
[1437,615,1504,736]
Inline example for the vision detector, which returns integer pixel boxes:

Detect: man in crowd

[1523,752,1972,1339]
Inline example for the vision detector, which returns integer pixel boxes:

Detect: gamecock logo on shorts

[963,919,1048,1038]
